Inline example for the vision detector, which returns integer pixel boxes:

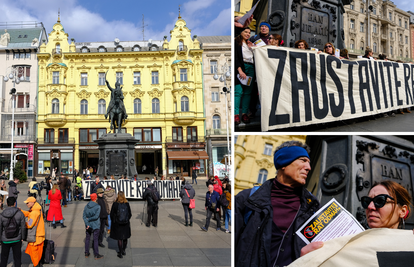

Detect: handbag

[25,215,40,242]
[185,189,195,209]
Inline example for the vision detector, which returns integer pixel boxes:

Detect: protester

[110,191,132,258]
[155,166,159,177]
[90,176,105,194]
[180,181,195,226]
[72,169,78,183]
[47,184,67,229]
[21,197,45,267]
[340,48,349,59]
[192,169,198,185]
[214,175,223,187]
[234,15,253,37]
[235,27,254,125]
[235,140,320,267]
[73,185,84,201]
[362,46,373,59]
[249,21,270,45]
[83,193,103,260]
[318,42,335,56]
[66,177,72,202]
[96,188,108,248]
[28,178,38,199]
[143,181,160,227]
[206,176,214,187]
[103,185,116,234]
[0,180,6,209]
[0,197,26,267]
[222,183,231,234]
[201,184,221,232]
[295,39,309,50]
[45,176,52,206]
[57,174,68,207]
[8,178,20,207]
[269,34,283,47]
[76,175,82,188]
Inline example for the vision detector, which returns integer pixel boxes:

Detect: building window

[98,99,106,114]
[187,126,197,142]
[360,22,364,32]
[17,94,29,108]
[405,21,408,29]
[212,89,219,102]
[360,41,364,51]
[390,46,393,55]
[99,73,105,85]
[133,46,140,51]
[181,96,189,112]
[56,44,61,54]
[81,47,88,53]
[257,169,268,184]
[172,127,183,142]
[116,46,123,52]
[152,71,159,84]
[373,8,376,15]
[98,46,106,52]
[373,23,377,33]
[350,4,354,10]
[80,99,88,114]
[152,98,160,113]
[52,71,59,84]
[389,12,392,21]
[399,19,402,27]
[14,122,25,136]
[350,39,355,49]
[180,69,187,81]
[52,98,59,114]
[133,72,141,85]
[81,73,88,86]
[360,5,364,13]
[406,36,408,44]
[116,72,123,84]
[373,42,377,53]
[134,98,141,114]
[400,34,403,42]
[178,41,184,51]
[264,144,273,156]
[134,128,161,142]
[15,66,31,81]
[45,129,54,143]
[80,129,106,143]
[58,128,68,143]
[350,19,355,29]
[390,32,393,38]
[150,46,158,51]
[213,115,220,129]
[210,60,217,74]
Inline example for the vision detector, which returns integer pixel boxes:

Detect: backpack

[4,213,19,239]
[219,192,229,208]
[243,185,261,225]
[32,183,39,191]
[151,189,160,202]
[116,203,129,225]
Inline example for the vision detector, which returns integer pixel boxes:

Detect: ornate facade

[344,0,411,61]
[234,135,306,194]
[36,15,207,177]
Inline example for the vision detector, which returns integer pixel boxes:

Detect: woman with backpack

[47,184,67,229]
[28,178,38,199]
[179,181,195,226]
[110,191,132,259]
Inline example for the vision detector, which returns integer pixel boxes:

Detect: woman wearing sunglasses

[362,180,411,229]
[317,42,336,56]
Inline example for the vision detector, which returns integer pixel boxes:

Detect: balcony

[206,129,229,136]
[37,138,75,145]
[2,104,37,114]
[381,34,388,41]
[0,134,36,143]
[45,113,67,127]
[177,45,188,55]
[173,111,196,125]
[172,81,195,89]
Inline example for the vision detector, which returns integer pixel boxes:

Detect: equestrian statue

[105,72,128,133]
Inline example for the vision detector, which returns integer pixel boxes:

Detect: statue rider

[105,79,128,121]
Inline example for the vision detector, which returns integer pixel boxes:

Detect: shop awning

[167,151,209,160]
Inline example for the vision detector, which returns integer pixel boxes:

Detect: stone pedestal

[95,133,138,178]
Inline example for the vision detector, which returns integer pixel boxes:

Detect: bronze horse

[105,74,128,133]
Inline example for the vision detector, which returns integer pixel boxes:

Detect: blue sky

[392,0,413,13]
[0,0,231,42]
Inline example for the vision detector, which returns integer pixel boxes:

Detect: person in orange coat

[20,197,45,267]
[47,184,67,229]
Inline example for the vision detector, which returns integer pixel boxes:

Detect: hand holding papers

[237,74,252,86]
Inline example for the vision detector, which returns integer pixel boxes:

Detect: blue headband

[259,22,271,30]
[274,146,309,169]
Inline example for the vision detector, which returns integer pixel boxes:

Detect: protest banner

[296,199,364,244]
[82,179,181,199]
[254,46,414,131]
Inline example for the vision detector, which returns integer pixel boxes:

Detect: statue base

[95,133,138,179]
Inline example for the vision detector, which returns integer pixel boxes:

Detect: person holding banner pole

[235,27,255,125]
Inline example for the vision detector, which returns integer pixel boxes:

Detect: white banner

[254,46,414,131]
[82,180,181,199]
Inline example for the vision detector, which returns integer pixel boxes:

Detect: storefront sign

[14,144,28,148]
[82,180,181,199]
[79,146,99,150]
[135,145,162,149]
[28,145,34,160]
[254,46,414,130]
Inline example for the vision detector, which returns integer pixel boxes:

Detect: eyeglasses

[361,194,394,209]
[325,45,332,48]
[268,37,274,40]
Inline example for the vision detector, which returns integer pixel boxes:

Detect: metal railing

[165,136,205,143]
[37,138,75,145]
[0,134,36,142]
[206,129,228,135]
[2,104,37,113]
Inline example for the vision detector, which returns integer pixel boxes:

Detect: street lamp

[213,62,231,179]
[3,66,23,180]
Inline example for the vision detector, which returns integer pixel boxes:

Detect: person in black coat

[143,181,160,227]
[96,188,108,248]
[110,191,132,258]
[179,181,195,226]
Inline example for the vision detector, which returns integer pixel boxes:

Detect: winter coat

[90,181,105,194]
[192,171,197,179]
[205,190,220,210]
[180,183,195,204]
[109,202,131,240]
[0,206,27,242]
[83,201,101,230]
[213,184,222,195]
[57,177,67,191]
[143,185,159,206]
[97,196,109,219]
[235,178,320,267]
[223,189,231,210]
[8,181,19,198]
[103,188,117,214]
[28,181,38,194]
[21,202,45,245]
[47,190,63,221]
[73,187,84,196]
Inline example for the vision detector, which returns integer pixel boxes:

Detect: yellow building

[36,15,207,177]
[234,135,306,194]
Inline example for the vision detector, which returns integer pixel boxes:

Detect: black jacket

[235,40,245,86]
[109,202,131,240]
[0,206,27,242]
[235,178,320,267]
[90,181,105,194]
[8,181,19,198]
[97,196,109,219]
[143,185,159,206]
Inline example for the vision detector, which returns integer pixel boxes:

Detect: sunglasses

[325,45,332,48]
[361,194,394,209]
